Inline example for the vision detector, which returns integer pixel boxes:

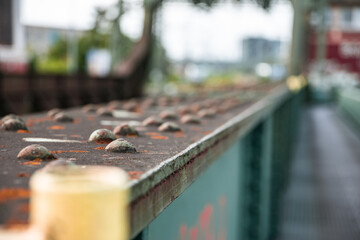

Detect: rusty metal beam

[128,84,291,238]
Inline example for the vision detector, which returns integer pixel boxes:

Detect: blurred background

[1,0,359,114]
[2,1,360,240]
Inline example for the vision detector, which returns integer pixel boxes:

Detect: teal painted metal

[144,140,242,240]
[132,89,303,240]
[338,88,360,127]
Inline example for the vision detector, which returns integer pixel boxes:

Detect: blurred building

[241,37,287,80]
[242,37,282,65]
[0,0,27,73]
[308,6,360,74]
[331,7,360,31]
[25,25,84,57]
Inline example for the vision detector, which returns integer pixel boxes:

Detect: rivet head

[122,101,138,112]
[180,114,201,124]
[89,129,116,144]
[215,105,229,113]
[47,108,62,118]
[190,104,202,113]
[107,100,122,110]
[17,144,55,160]
[2,118,28,131]
[141,98,155,108]
[82,104,97,113]
[54,112,74,122]
[159,110,177,120]
[105,138,137,153]
[1,114,25,124]
[202,99,216,108]
[113,124,139,136]
[42,159,77,173]
[158,122,181,132]
[197,109,216,119]
[177,106,192,116]
[142,116,164,126]
[96,107,113,117]
[157,96,170,106]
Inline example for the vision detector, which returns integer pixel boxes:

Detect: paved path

[277,105,360,240]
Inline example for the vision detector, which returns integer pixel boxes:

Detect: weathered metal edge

[129,84,291,237]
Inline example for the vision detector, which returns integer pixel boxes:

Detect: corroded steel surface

[0,82,290,237]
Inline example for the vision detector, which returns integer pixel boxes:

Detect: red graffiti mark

[178,196,227,240]
[190,228,198,240]
[180,225,187,239]
[200,205,213,229]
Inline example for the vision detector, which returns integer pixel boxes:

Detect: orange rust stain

[47,125,65,130]
[25,122,34,127]
[175,132,187,138]
[94,146,106,150]
[0,145,6,148]
[95,139,113,144]
[20,161,41,166]
[70,134,82,138]
[126,134,138,137]
[134,106,142,113]
[16,130,32,134]
[151,135,169,140]
[50,150,67,154]
[128,171,143,180]
[191,127,202,131]
[16,173,30,178]
[17,203,30,213]
[174,131,184,134]
[26,117,51,127]
[3,220,29,230]
[73,118,81,124]
[87,116,95,121]
[68,150,89,153]
[202,131,212,135]
[145,132,160,136]
[0,188,30,203]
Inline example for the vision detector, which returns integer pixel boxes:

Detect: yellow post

[30,166,129,240]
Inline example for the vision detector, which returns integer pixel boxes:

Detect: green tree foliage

[48,38,67,60]
[188,0,275,9]
[37,37,68,73]
[40,6,135,74]
[40,0,278,74]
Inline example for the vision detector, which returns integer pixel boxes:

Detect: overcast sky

[21,0,293,61]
